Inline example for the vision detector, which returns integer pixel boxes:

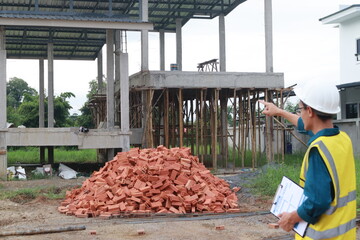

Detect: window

[345,103,358,119]
[356,39,360,61]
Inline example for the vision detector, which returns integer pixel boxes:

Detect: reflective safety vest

[295,131,356,240]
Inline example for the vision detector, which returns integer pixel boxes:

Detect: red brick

[268,223,279,229]
[215,225,225,230]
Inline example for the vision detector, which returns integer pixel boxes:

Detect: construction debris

[0,226,86,237]
[58,163,77,180]
[59,146,240,217]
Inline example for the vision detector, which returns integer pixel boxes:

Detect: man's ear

[307,107,314,118]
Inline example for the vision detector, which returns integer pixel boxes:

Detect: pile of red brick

[58,146,241,218]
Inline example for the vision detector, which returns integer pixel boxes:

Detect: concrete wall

[334,119,360,156]
[340,19,360,84]
[339,86,360,119]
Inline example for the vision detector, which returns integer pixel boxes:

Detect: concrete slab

[128,71,284,90]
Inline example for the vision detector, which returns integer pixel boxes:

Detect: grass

[249,154,360,210]
[0,186,70,204]
[7,147,97,164]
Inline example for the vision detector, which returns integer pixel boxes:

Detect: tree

[7,77,37,108]
[76,79,106,129]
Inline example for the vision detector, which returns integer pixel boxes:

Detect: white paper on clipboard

[270,176,309,237]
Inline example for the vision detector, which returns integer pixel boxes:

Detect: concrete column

[47,43,54,127]
[47,42,54,164]
[115,30,121,84]
[0,26,7,179]
[39,59,45,127]
[264,0,273,73]
[39,58,45,164]
[97,49,103,94]
[120,52,130,151]
[141,31,149,71]
[159,29,165,71]
[140,0,149,71]
[106,30,115,160]
[176,18,182,71]
[115,30,121,125]
[139,0,148,22]
[219,14,226,72]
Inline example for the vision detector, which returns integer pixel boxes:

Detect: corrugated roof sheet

[0,0,246,60]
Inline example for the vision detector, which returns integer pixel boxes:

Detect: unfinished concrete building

[0,0,284,179]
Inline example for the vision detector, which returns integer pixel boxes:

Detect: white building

[320,5,360,155]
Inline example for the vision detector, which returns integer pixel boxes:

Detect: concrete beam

[7,128,131,149]
[129,71,284,89]
[0,18,153,31]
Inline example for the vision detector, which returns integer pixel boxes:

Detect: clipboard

[270,176,309,237]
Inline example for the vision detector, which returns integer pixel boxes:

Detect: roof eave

[320,4,360,24]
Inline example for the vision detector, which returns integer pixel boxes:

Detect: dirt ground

[0,174,358,240]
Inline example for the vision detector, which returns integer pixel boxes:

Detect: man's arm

[258,100,299,127]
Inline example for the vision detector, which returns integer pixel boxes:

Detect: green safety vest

[296,131,356,240]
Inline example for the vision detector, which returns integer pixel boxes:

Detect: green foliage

[250,156,360,209]
[7,147,97,164]
[284,101,297,114]
[7,77,37,108]
[0,186,69,203]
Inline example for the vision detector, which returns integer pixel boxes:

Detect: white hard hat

[294,81,340,114]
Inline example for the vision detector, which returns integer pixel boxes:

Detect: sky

[6,0,357,114]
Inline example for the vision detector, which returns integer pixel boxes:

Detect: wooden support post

[196,91,199,156]
[265,90,273,162]
[178,89,184,148]
[232,89,237,171]
[240,92,245,167]
[164,89,169,148]
[220,91,228,168]
[280,89,285,162]
[212,89,219,171]
[257,91,262,155]
[200,89,205,163]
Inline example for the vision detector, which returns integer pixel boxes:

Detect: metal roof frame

[0,0,246,60]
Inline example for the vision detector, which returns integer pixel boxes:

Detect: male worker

[259,81,356,240]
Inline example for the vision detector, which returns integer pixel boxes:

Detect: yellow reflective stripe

[306,218,356,239]
[325,190,357,215]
